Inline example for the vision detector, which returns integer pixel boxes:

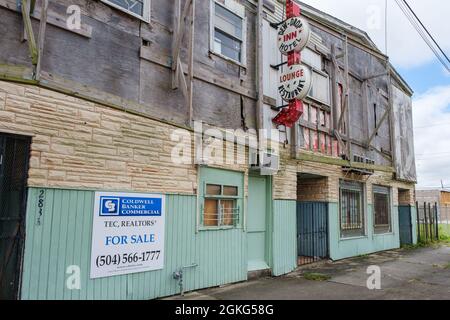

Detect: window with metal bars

[373,185,391,234]
[211,1,246,64]
[339,181,365,237]
[202,184,241,228]
[101,0,150,22]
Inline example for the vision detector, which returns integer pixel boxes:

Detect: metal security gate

[0,134,31,300]
[416,202,439,244]
[297,202,329,266]
[399,205,413,245]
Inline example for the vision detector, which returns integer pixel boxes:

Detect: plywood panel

[392,85,417,182]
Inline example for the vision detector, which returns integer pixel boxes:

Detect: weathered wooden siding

[0,0,416,178]
[21,188,247,300]
[0,0,258,128]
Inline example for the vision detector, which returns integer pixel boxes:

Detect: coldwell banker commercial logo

[100,197,120,216]
[99,196,162,217]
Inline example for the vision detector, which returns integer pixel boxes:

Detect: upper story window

[101,0,150,22]
[211,1,246,65]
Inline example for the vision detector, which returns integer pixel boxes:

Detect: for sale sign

[90,192,165,279]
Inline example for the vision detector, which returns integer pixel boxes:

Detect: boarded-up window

[302,48,322,70]
[309,71,330,105]
[373,185,391,233]
[203,184,239,227]
[340,181,365,237]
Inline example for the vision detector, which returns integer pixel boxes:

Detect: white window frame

[301,54,331,107]
[101,0,151,23]
[210,0,247,66]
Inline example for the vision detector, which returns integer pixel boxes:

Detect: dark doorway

[0,133,31,300]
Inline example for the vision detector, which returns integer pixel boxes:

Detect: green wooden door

[247,176,269,271]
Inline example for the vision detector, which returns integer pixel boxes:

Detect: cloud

[412,85,450,188]
[300,0,450,69]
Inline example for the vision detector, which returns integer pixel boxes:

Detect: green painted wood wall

[328,203,401,261]
[272,200,297,276]
[21,188,247,300]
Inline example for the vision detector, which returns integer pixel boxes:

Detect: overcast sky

[300,0,450,189]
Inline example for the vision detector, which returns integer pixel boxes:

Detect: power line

[402,0,450,65]
[394,0,450,72]
[396,0,450,72]
[397,1,449,71]
[416,151,450,156]
[414,122,450,129]
[395,0,449,71]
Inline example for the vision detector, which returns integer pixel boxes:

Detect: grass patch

[302,272,331,282]
[444,263,450,270]
[401,242,429,250]
[439,224,450,243]
[355,254,370,259]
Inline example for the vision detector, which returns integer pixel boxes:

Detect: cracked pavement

[167,245,450,300]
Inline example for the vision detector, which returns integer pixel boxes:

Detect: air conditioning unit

[250,150,280,176]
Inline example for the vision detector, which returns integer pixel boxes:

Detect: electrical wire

[403,0,450,65]
[395,0,450,71]
[394,0,450,72]
[396,0,448,69]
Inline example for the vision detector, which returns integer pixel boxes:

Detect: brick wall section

[272,148,297,200]
[416,190,441,206]
[440,191,450,205]
[0,81,203,193]
[279,155,415,204]
[398,188,414,206]
[297,177,328,202]
[298,160,341,202]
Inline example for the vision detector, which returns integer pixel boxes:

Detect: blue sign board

[99,196,163,217]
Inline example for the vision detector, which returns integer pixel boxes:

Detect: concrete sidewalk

[168,245,450,300]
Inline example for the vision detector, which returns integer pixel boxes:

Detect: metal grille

[297,202,329,266]
[399,205,413,245]
[340,189,363,230]
[0,134,30,300]
[203,199,240,227]
[374,192,390,227]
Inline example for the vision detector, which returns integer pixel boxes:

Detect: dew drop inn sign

[276,8,312,106]
[90,192,165,279]
[273,1,312,127]
[277,16,311,54]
